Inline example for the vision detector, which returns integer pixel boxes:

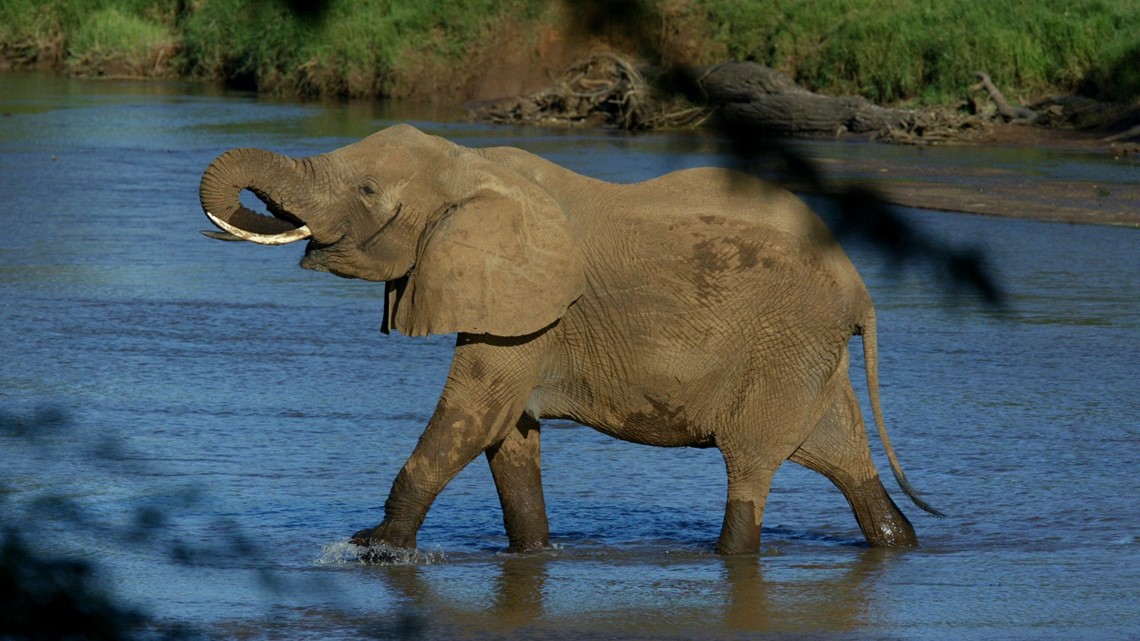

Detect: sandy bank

[808,125,1139,227]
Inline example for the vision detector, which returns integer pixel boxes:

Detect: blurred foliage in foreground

[1,408,194,640]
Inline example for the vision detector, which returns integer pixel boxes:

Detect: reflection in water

[374,557,549,636]
[359,548,894,639]
[722,550,889,634]
[490,556,548,628]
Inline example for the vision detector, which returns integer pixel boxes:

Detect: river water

[1,73,1137,640]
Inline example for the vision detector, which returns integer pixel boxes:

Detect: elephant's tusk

[200,230,247,241]
[205,211,312,245]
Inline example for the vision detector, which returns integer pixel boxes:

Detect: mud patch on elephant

[468,358,487,380]
[690,237,768,297]
[846,476,919,548]
[621,396,713,447]
[692,237,761,273]
[717,498,762,554]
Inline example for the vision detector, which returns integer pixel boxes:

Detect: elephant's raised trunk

[199,148,313,245]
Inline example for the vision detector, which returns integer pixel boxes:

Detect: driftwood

[686,63,991,143]
[683,62,913,135]
[472,57,919,135]
[971,71,1038,123]
[469,53,708,130]
[471,55,994,143]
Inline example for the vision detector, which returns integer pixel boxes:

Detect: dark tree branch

[973,71,1038,123]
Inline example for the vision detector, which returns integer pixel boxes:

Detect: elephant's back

[575,172,871,336]
[604,167,869,312]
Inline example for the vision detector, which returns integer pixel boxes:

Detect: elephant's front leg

[351,333,546,550]
[486,414,549,552]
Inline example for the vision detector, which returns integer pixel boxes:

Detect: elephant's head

[200,124,584,337]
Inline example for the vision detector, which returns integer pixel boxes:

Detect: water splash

[316,540,444,566]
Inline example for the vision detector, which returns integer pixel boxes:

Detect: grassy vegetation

[68,6,175,74]
[693,0,1140,104]
[0,0,178,71]
[1,0,1138,105]
[178,0,548,97]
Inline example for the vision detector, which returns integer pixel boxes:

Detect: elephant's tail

[861,312,945,517]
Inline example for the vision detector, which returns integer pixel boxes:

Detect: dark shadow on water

[1,408,162,640]
[1,408,296,640]
[1,528,149,641]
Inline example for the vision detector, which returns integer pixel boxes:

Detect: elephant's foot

[349,523,420,563]
[350,525,380,546]
[848,477,918,548]
[716,455,777,556]
[715,498,764,556]
[500,505,550,554]
[504,536,550,554]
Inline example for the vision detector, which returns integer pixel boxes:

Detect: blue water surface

[1,72,1137,640]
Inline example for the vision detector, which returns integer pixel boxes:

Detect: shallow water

[1,72,1138,640]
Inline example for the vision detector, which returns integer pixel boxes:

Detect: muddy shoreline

[806,125,1139,227]
[782,129,1135,229]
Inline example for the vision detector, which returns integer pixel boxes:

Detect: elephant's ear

[388,167,585,338]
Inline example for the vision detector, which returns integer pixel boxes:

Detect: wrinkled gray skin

[199,124,941,555]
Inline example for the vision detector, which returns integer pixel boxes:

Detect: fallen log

[469,54,989,143]
[972,71,1038,123]
[683,62,912,135]
[1101,123,1140,143]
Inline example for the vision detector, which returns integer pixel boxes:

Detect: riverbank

[806,125,1140,228]
[459,53,1140,227]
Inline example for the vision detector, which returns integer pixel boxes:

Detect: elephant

[198,124,941,556]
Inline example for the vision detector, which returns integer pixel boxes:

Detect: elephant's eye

[360,184,376,196]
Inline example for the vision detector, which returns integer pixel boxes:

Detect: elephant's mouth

[299,239,340,274]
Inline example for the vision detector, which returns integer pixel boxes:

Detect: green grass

[178,0,550,96]
[0,0,67,64]
[68,6,174,74]
[0,0,176,71]
[697,0,1140,105]
[2,0,1138,103]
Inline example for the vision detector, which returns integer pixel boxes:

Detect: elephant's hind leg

[486,414,550,552]
[715,441,780,555]
[715,474,776,555]
[790,378,917,547]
